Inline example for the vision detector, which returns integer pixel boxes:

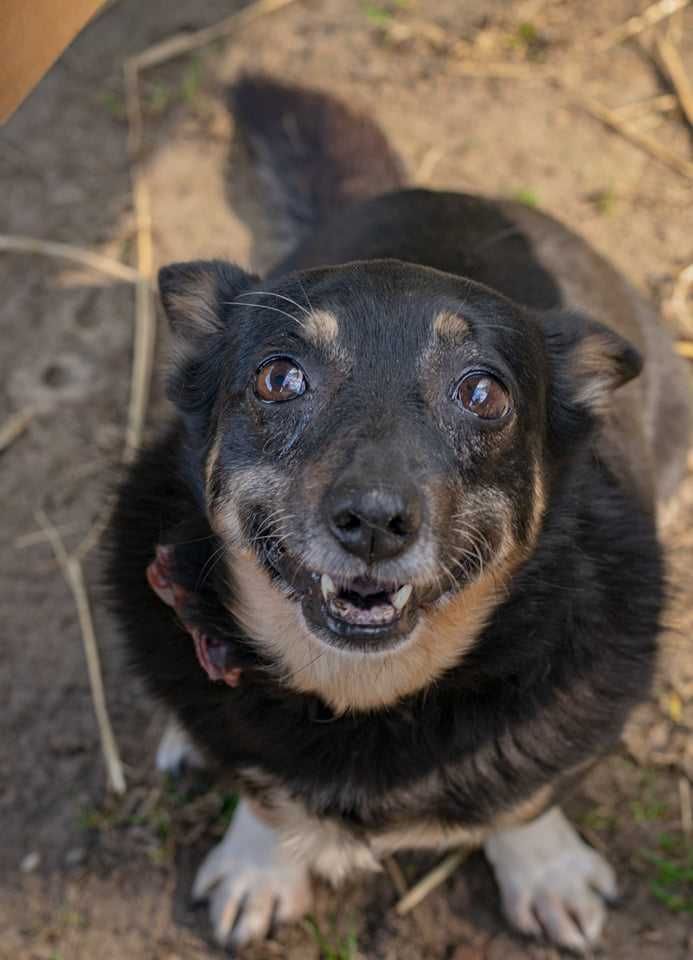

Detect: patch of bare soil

[1,2,692,958]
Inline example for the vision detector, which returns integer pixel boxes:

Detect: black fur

[106,76,666,840]
[107,424,661,830]
[232,74,405,240]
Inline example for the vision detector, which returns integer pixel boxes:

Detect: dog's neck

[225,547,518,714]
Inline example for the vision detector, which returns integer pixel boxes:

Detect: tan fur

[371,784,553,855]
[492,785,553,828]
[434,310,470,342]
[227,546,512,714]
[530,460,547,543]
[168,270,220,339]
[212,472,545,713]
[205,434,222,496]
[303,308,339,346]
[211,465,288,545]
[207,437,546,714]
[238,767,555,881]
[572,333,625,412]
[238,767,380,880]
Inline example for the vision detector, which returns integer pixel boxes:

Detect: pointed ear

[161,261,258,430]
[541,309,642,414]
[158,259,259,349]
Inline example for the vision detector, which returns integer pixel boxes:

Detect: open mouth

[254,530,421,650]
[317,573,413,635]
[303,573,418,650]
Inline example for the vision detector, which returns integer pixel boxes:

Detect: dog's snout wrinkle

[324,484,422,562]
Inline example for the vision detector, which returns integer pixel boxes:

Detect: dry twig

[0,234,141,283]
[0,407,34,453]
[614,93,677,117]
[449,60,548,80]
[384,856,430,939]
[384,856,409,897]
[595,0,691,52]
[36,509,126,795]
[14,522,80,549]
[571,93,693,180]
[130,0,299,71]
[395,848,470,915]
[679,776,692,835]
[655,35,693,133]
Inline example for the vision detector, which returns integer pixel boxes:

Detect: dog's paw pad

[155,719,205,775]
[193,801,312,947]
[485,807,617,954]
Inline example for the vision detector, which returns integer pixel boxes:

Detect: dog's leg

[484,806,617,954]
[193,799,313,948]
[155,717,206,775]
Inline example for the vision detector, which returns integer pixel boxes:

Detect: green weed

[641,833,693,914]
[512,187,540,208]
[304,916,358,960]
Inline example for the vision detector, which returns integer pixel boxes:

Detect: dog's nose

[325,486,422,562]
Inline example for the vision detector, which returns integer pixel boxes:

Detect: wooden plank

[1,0,105,123]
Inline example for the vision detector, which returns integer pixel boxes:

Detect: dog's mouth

[304,573,417,649]
[257,535,426,651]
[319,575,412,628]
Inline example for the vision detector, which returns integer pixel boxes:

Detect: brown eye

[454,372,511,420]
[255,357,307,402]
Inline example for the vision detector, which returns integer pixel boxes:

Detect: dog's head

[160,258,641,711]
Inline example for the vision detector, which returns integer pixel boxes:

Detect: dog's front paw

[484,807,617,954]
[193,799,312,949]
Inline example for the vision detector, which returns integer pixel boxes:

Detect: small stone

[65,847,85,867]
[20,851,40,873]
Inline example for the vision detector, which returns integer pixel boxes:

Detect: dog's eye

[255,357,307,402]
[454,372,511,420]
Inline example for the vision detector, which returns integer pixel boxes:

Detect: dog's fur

[106,76,690,952]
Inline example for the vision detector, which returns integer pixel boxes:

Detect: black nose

[325,486,422,562]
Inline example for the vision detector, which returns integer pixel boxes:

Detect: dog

[106,75,690,954]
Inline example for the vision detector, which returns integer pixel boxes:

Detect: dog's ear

[539,309,642,449]
[160,261,258,435]
[159,259,259,350]
[541,309,642,412]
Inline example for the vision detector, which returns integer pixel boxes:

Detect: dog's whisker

[225,300,307,330]
[196,542,228,590]
[235,290,312,317]
[439,561,459,592]
[167,533,218,547]
[282,647,327,683]
[296,275,315,314]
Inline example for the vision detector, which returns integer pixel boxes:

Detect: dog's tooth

[391,584,413,611]
[321,574,336,601]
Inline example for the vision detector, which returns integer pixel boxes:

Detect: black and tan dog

[107,76,690,954]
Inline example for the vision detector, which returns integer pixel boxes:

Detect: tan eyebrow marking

[434,310,470,341]
[303,308,339,346]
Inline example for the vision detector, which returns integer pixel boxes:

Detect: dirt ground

[1,1,692,958]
